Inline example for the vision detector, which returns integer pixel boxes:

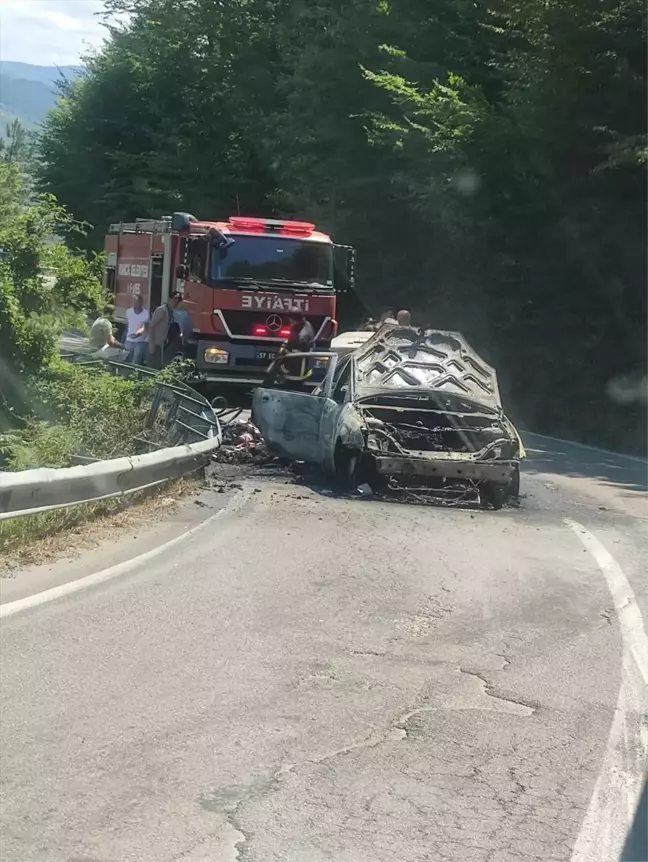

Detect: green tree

[0,119,29,165]
[35,0,647,451]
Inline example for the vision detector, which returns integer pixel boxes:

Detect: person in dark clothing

[147,291,183,369]
[265,311,315,390]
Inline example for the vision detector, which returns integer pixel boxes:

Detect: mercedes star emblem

[266,314,282,332]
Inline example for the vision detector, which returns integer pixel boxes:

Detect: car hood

[352,326,502,411]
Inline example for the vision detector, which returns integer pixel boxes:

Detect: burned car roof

[352,326,502,410]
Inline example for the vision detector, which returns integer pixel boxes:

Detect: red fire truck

[104,212,355,384]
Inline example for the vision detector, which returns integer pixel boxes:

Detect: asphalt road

[1,435,646,862]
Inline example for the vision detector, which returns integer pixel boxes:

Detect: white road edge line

[0,489,250,621]
[566,518,648,862]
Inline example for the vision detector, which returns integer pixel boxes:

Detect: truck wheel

[479,482,510,510]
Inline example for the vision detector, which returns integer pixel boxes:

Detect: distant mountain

[0,62,83,131]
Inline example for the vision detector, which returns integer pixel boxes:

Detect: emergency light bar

[228,216,316,236]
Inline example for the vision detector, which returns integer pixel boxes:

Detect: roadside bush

[26,359,153,462]
[0,159,109,428]
[41,242,105,328]
[0,151,187,548]
[0,155,147,466]
[0,267,56,377]
[0,357,157,470]
[0,421,79,470]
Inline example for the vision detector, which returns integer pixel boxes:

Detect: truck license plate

[256,350,277,361]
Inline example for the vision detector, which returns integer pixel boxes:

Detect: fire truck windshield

[210,235,334,289]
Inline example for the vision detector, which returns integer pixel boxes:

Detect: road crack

[201,667,537,857]
[459,668,538,715]
[497,653,512,670]
[276,724,407,780]
[599,608,614,626]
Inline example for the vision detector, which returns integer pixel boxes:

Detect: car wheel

[359,453,389,493]
[510,464,520,498]
[334,442,360,489]
[479,481,510,510]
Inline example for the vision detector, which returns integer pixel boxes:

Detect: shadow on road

[523,434,647,499]
[621,778,648,862]
[289,466,518,512]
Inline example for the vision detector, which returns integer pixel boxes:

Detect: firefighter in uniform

[265,311,315,390]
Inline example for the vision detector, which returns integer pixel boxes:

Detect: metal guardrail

[0,366,223,520]
[144,381,220,446]
[0,339,236,520]
[0,434,222,521]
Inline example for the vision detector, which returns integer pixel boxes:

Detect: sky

[0,0,108,66]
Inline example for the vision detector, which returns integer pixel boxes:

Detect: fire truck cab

[104,212,355,385]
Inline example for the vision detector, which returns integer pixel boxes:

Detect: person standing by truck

[147,291,183,369]
[124,293,150,365]
[265,310,316,390]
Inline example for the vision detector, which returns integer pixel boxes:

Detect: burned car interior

[252,326,524,508]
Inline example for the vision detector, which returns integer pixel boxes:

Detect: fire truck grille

[222,310,328,338]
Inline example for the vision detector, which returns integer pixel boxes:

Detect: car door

[319,356,364,475]
[252,353,338,463]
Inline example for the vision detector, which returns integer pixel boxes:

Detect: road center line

[0,488,250,621]
[565,518,648,862]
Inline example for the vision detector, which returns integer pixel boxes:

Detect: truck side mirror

[334,246,367,331]
[333,245,356,293]
[176,264,189,279]
[208,227,235,250]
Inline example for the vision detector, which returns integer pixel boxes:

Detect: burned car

[252,326,525,508]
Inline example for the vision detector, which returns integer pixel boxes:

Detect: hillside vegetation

[36,0,647,452]
[0,144,150,471]
[0,62,82,131]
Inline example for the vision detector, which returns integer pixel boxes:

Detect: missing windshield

[211,235,333,287]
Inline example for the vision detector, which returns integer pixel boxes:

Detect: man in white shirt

[124,294,150,365]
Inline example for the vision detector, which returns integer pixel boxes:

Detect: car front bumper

[372,455,517,483]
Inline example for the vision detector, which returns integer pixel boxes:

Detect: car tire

[359,453,388,493]
[510,464,521,498]
[479,481,510,510]
[334,442,360,489]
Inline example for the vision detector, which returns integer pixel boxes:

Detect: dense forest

[36,0,646,452]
